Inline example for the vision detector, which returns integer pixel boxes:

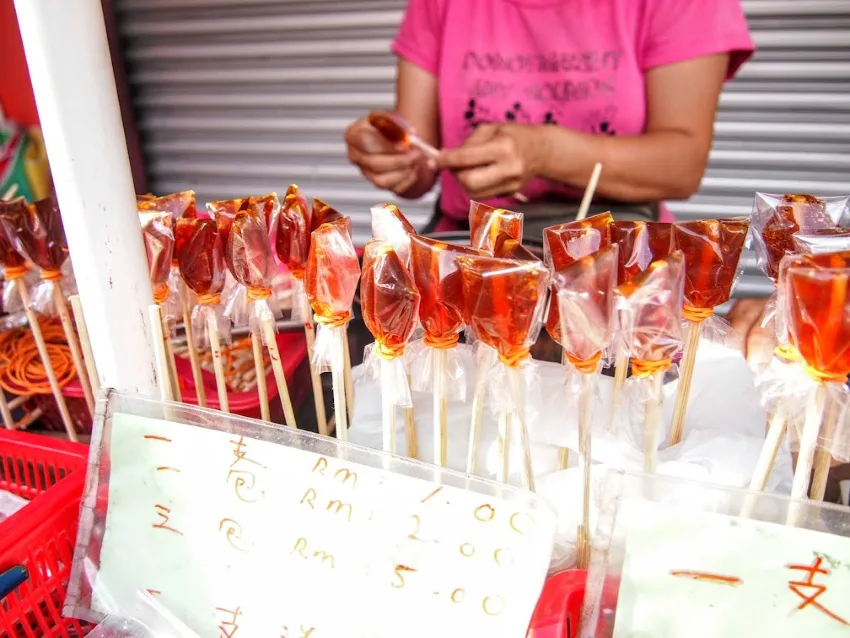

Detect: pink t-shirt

[391,0,754,223]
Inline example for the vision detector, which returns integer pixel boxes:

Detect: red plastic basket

[0,429,90,637]
[528,569,587,638]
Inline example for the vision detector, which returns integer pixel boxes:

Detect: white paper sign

[93,412,556,638]
[613,501,850,637]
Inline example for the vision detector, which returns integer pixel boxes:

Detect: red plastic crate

[0,429,90,637]
[528,569,587,638]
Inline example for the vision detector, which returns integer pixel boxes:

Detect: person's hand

[437,123,544,200]
[727,297,776,371]
[344,117,429,195]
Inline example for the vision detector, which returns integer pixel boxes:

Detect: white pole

[15,0,160,397]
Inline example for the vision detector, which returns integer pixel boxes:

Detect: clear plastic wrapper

[469,201,523,254]
[368,110,438,157]
[306,217,360,373]
[608,221,672,285]
[175,218,231,350]
[86,590,200,638]
[543,212,613,346]
[211,194,279,336]
[793,227,850,255]
[360,240,420,407]
[139,210,176,326]
[273,185,312,322]
[408,235,485,400]
[492,232,539,262]
[311,197,345,233]
[371,203,416,268]
[751,192,849,281]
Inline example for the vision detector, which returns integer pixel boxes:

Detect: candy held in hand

[615,252,685,371]
[554,243,619,370]
[609,221,672,284]
[275,185,312,280]
[409,235,486,346]
[469,201,524,254]
[307,218,360,324]
[367,110,422,147]
[671,217,749,318]
[175,218,226,298]
[361,240,420,358]
[457,255,549,366]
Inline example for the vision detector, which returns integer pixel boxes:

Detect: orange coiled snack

[609,221,672,285]
[306,217,360,371]
[371,203,416,267]
[0,320,76,394]
[671,218,749,322]
[543,212,613,345]
[469,201,523,254]
[176,217,231,349]
[554,244,619,372]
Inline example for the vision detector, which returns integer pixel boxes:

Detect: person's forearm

[532,126,710,202]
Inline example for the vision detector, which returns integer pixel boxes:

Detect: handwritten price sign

[88,412,556,638]
[612,502,850,637]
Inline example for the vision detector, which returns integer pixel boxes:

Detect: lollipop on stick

[175,217,231,413]
[368,111,439,159]
[371,203,419,457]
[276,185,327,434]
[554,244,618,568]
[469,202,523,254]
[614,253,684,472]
[668,218,749,446]
[543,212,613,469]
[139,209,182,402]
[314,198,355,422]
[0,196,95,414]
[306,217,361,440]
[361,241,421,455]
[608,221,672,429]
[409,236,485,467]
[458,255,549,490]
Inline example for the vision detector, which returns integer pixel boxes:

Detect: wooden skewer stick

[668,320,701,446]
[343,323,355,421]
[17,281,77,441]
[609,348,629,431]
[466,346,495,475]
[7,395,30,411]
[163,329,182,402]
[0,387,14,429]
[498,412,512,484]
[643,373,664,474]
[556,351,574,471]
[179,283,207,408]
[251,331,271,422]
[742,407,788,517]
[301,293,327,435]
[508,365,535,492]
[206,315,229,413]
[404,373,417,460]
[787,385,826,525]
[70,295,100,398]
[52,286,94,415]
[576,373,594,569]
[262,313,298,428]
[381,358,396,454]
[149,304,175,402]
[332,361,348,441]
[432,347,449,467]
[575,162,603,222]
[15,407,43,430]
[1,184,17,202]
[810,397,839,501]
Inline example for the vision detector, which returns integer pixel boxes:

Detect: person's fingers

[345,118,404,155]
[746,319,776,371]
[455,162,523,200]
[463,123,501,145]
[726,298,766,349]
[348,146,420,174]
[436,126,509,170]
[362,166,417,192]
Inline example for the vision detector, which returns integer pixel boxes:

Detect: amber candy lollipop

[306,217,360,441]
[361,241,421,455]
[368,111,439,158]
[553,244,619,568]
[371,203,416,268]
[469,201,524,254]
[667,217,749,446]
[614,253,685,473]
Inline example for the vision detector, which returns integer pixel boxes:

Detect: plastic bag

[85,590,200,638]
[306,217,359,373]
[370,203,416,267]
[175,218,231,350]
[360,240,420,407]
[139,211,175,326]
[608,221,672,285]
[793,227,850,255]
[274,185,312,322]
[311,197,345,233]
[408,235,485,400]
[469,201,523,254]
[751,192,850,281]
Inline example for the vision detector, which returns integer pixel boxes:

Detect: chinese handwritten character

[669,570,742,587]
[787,557,849,626]
[215,606,242,638]
[152,504,183,536]
[227,436,266,502]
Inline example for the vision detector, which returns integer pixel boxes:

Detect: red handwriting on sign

[215,606,242,638]
[143,434,172,443]
[152,504,183,536]
[787,557,849,626]
[227,436,266,502]
[669,571,743,587]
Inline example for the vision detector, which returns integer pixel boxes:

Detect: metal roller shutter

[116,0,850,298]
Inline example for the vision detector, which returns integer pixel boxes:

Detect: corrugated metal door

[116,0,850,296]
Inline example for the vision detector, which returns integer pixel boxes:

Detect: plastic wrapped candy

[543,212,613,346]
[793,227,850,255]
[0,199,31,313]
[306,217,360,373]
[371,203,416,268]
[275,185,312,322]
[469,201,524,254]
[614,253,685,471]
[458,254,549,490]
[175,217,231,350]
[609,221,672,285]
[751,193,849,281]
[0,196,75,315]
[492,232,539,262]
[367,110,438,158]
[139,210,175,321]
[311,198,345,233]
[361,240,420,453]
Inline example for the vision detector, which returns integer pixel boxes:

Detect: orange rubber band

[0,320,77,394]
[246,286,272,302]
[631,358,672,379]
[375,342,406,360]
[4,266,29,281]
[196,293,221,306]
[499,349,530,368]
[153,284,170,305]
[683,304,714,323]
[774,344,802,363]
[423,333,459,350]
[803,365,847,386]
[40,269,62,282]
[314,312,350,329]
[565,351,602,374]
